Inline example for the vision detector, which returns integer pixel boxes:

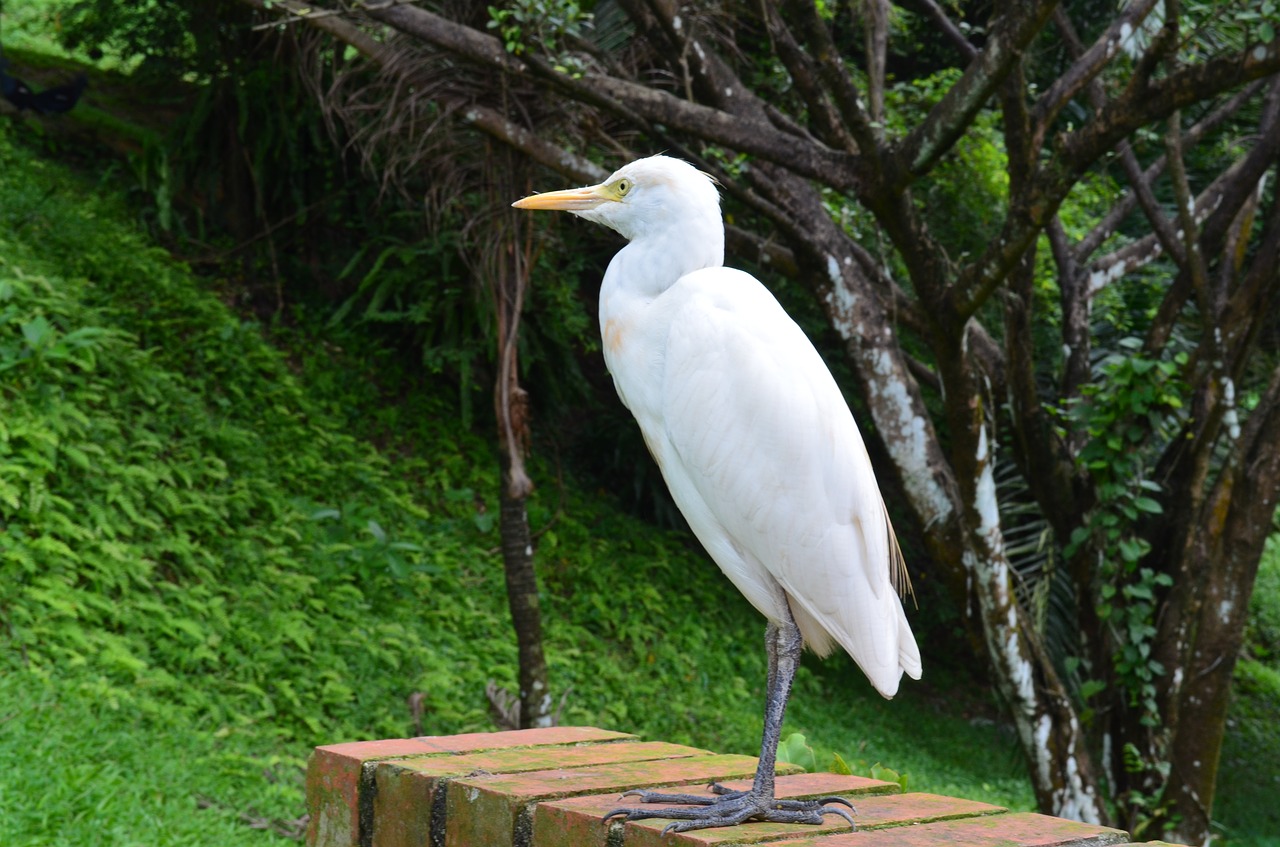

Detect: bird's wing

[657,267,919,695]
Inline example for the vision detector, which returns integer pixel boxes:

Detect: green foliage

[0,131,500,743]
[54,0,253,78]
[1246,532,1280,663]
[1064,338,1185,726]
[0,671,304,846]
[777,730,910,791]
[778,731,820,772]
[888,69,1010,262]
[1216,654,1280,843]
[487,0,593,74]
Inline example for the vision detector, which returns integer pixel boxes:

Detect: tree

[240,0,1280,841]
[470,152,556,730]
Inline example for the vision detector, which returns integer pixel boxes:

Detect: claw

[821,803,858,830]
[817,795,857,811]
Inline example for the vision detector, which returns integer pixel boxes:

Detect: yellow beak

[512,183,612,211]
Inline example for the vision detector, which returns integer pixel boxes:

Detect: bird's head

[512,155,721,243]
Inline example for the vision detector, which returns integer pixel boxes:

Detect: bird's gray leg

[603,612,856,834]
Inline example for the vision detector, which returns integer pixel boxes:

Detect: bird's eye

[615,178,632,196]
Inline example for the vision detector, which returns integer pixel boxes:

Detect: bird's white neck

[603,216,725,302]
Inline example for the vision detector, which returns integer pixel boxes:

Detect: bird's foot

[602,783,856,834]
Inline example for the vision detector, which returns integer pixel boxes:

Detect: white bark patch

[1087,260,1128,296]
[825,272,859,318]
[869,349,953,521]
[1032,713,1054,789]
[819,253,950,525]
[975,426,1001,542]
[826,254,842,290]
[1005,629,1034,704]
[1055,749,1103,825]
[1223,377,1240,440]
[534,692,555,727]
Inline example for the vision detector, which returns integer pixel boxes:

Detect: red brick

[447,754,778,847]
[307,727,633,846]
[370,742,708,847]
[306,738,439,847]
[415,725,635,753]
[534,772,904,847]
[781,811,1130,847]
[371,763,442,847]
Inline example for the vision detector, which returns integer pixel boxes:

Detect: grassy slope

[1,118,1276,845]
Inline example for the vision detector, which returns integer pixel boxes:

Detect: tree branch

[1074,80,1263,262]
[899,0,977,61]
[889,0,1059,186]
[781,0,881,156]
[1164,109,1216,320]
[1049,6,1187,269]
[757,1,857,152]
[953,39,1280,318]
[863,0,890,126]
[1032,0,1162,152]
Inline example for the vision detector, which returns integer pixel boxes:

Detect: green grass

[0,672,304,847]
[1214,536,1280,846]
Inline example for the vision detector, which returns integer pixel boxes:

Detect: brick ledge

[304,725,1162,847]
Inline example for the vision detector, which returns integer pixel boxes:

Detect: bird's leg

[603,613,856,834]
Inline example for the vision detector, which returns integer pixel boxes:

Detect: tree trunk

[1155,365,1280,843]
[497,442,552,729]
[492,212,553,730]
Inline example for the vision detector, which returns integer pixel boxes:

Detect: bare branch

[898,0,977,61]
[582,71,859,185]
[460,107,607,184]
[781,0,881,155]
[1052,6,1188,269]
[863,0,890,125]
[1075,80,1264,261]
[1089,81,1280,314]
[249,0,416,30]
[889,0,1059,186]
[953,39,1280,318]
[757,1,857,151]
[1164,109,1216,318]
[1047,220,1092,414]
[1032,0,1162,151]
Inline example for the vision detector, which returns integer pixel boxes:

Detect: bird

[513,155,920,834]
[0,58,87,115]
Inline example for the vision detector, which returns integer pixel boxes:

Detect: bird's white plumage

[515,155,920,698]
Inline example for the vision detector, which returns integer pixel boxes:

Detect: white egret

[513,155,920,833]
